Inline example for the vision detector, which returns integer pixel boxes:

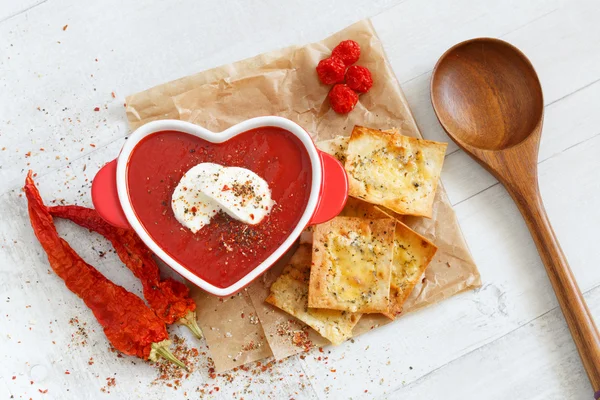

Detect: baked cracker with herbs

[308,216,395,313]
[316,129,398,165]
[265,244,362,345]
[340,198,438,319]
[375,207,438,319]
[344,126,447,218]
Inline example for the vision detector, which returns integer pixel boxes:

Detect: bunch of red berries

[316,40,373,114]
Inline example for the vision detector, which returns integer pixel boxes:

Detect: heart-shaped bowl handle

[91,159,130,229]
[309,150,348,225]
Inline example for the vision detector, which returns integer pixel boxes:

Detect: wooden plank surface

[1,0,599,399]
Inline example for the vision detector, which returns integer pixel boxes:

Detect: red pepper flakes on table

[24,172,185,368]
[48,205,202,339]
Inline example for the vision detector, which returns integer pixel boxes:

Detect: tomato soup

[127,127,312,288]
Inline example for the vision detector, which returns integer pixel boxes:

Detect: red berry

[345,65,373,93]
[332,40,361,66]
[316,57,346,85]
[328,84,358,114]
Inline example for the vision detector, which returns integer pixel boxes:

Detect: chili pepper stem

[179,310,203,339]
[150,340,188,370]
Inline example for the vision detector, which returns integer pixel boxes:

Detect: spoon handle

[510,184,600,397]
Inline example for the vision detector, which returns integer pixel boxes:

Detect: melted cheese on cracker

[344,126,447,218]
[266,244,361,345]
[308,217,395,314]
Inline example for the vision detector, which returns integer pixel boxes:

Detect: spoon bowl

[431,38,544,151]
[431,38,600,398]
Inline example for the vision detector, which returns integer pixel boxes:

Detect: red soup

[127,127,312,288]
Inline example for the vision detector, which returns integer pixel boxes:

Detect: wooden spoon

[431,38,600,397]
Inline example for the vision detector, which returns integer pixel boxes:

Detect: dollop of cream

[171,163,274,233]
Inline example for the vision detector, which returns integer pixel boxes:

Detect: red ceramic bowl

[91,116,348,296]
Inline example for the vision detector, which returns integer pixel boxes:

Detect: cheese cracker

[265,244,361,345]
[308,216,395,313]
[376,207,437,319]
[339,198,437,319]
[316,129,399,165]
[344,126,447,218]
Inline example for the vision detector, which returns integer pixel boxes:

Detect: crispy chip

[376,207,437,319]
[318,135,404,222]
[316,136,350,164]
[316,129,398,165]
[338,197,384,219]
[339,197,404,222]
[344,126,447,218]
[340,198,437,319]
[265,244,361,345]
[308,217,395,313]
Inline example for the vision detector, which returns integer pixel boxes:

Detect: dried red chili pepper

[24,172,185,368]
[48,205,202,339]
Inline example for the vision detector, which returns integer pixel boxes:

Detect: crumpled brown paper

[126,19,481,372]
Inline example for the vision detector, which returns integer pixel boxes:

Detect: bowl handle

[91,159,131,229]
[309,151,348,225]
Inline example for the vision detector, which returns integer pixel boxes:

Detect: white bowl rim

[115,116,322,296]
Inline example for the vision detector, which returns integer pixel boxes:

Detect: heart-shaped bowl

[91,116,347,296]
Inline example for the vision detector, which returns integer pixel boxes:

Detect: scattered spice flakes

[276,320,314,352]
[100,377,116,393]
[196,356,304,399]
[111,92,116,98]
[93,107,100,112]
[62,24,68,31]
[241,340,261,352]
[39,388,48,394]
[151,335,199,389]
[68,317,88,347]
[248,313,259,325]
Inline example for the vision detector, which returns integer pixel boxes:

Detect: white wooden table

[2,0,599,398]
